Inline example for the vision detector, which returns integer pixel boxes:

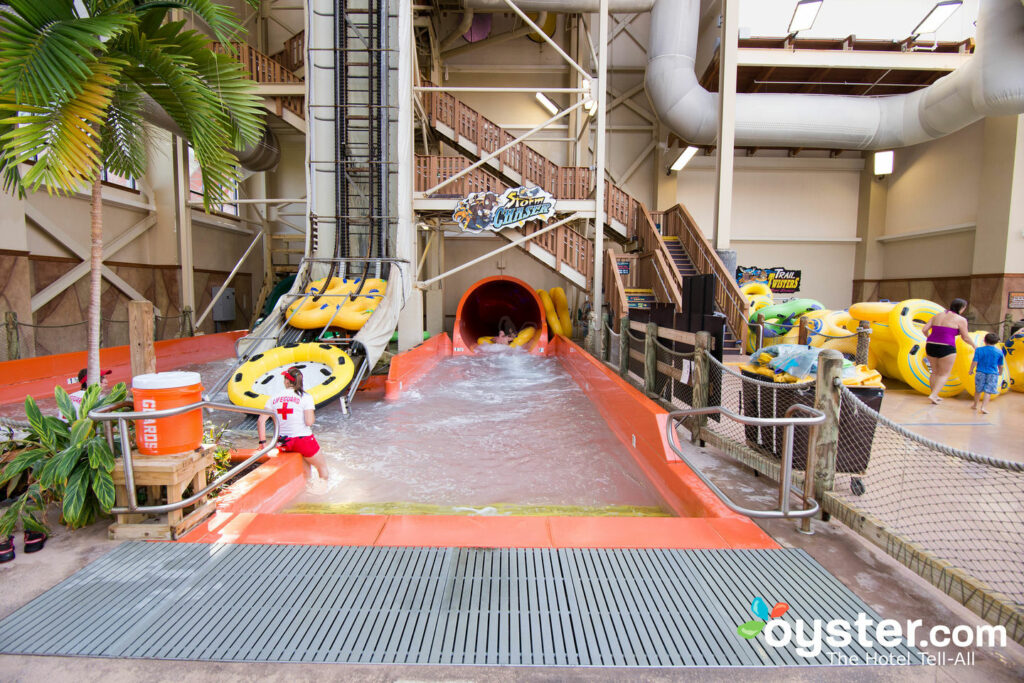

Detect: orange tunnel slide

[451,275,548,355]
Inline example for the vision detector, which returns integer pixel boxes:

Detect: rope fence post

[1003,313,1014,342]
[856,320,870,365]
[602,311,610,362]
[5,311,19,361]
[180,307,194,338]
[644,321,657,396]
[798,317,810,345]
[619,315,629,378]
[811,349,842,515]
[690,331,711,444]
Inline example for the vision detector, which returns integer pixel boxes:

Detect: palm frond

[133,0,246,46]
[0,10,136,104]
[0,59,122,193]
[101,87,147,180]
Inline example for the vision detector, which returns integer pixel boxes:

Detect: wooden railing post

[602,311,610,361]
[690,331,711,444]
[644,321,658,396]
[180,306,194,338]
[619,315,630,378]
[129,300,156,377]
[811,349,842,504]
[798,317,811,345]
[5,311,20,361]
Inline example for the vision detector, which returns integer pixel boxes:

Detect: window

[101,168,137,191]
[187,145,239,216]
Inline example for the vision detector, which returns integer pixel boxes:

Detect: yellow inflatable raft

[952,332,1011,399]
[538,290,564,337]
[228,342,355,409]
[550,287,572,337]
[1006,331,1024,392]
[509,326,536,348]
[286,277,386,330]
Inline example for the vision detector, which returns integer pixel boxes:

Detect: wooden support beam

[129,300,156,376]
[26,206,159,313]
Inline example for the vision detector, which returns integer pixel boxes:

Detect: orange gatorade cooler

[132,371,204,455]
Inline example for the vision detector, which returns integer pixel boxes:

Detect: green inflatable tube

[752,298,825,336]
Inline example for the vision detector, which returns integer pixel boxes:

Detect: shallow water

[286,345,667,512]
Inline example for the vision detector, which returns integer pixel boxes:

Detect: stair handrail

[604,248,629,329]
[635,204,683,309]
[660,203,749,349]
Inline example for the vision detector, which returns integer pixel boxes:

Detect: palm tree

[0,0,265,385]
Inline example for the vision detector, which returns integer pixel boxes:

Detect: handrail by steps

[665,404,825,519]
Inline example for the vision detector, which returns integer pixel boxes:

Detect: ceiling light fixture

[535,92,559,116]
[788,0,823,35]
[874,150,894,176]
[911,0,962,37]
[670,146,700,172]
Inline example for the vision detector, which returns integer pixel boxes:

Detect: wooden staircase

[415,84,749,350]
[662,237,742,354]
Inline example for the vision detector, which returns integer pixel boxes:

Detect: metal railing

[665,404,825,520]
[90,401,280,515]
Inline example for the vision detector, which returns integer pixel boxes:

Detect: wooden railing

[420,84,747,344]
[604,249,629,329]
[415,156,593,282]
[217,42,304,119]
[271,30,305,72]
[658,204,749,348]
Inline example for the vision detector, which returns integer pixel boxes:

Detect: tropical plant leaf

[52,443,83,486]
[100,381,128,407]
[134,0,245,46]
[78,382,104,419]
[91,468,116,511]
[54,385,77,422]
[0,9,136,104]
[0,495,27,537]
[0,58,124,194]
[62,466,88,526]
[190,50,264,150]
[44,416,71,441]
[101,87,148,180]
[0,447,47,487]
[68,417,93,448]
[87,438,115,472]
[21,511,48,535]
[23,394,54,450]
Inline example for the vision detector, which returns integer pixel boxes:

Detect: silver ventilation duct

[463,0,654,11]
[140,94,281,172]
[646,0,1024,149]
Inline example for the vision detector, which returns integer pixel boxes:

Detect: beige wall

[881,231,976,280]
[882,121,983,240]
[672,156,863,308]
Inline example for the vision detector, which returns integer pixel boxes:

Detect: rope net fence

[605,322,620,367]
[697,355,815,494]
[831,384,1024,610]
[2,314,190,362]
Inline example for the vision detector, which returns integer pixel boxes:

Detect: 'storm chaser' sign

[452,186,557,233]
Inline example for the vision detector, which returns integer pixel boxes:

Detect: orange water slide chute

[452,276,548,355]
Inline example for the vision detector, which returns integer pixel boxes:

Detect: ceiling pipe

[440,9,476,51]
[443,12,547,58]
[463,0,653,10]
[646,0,1024,149]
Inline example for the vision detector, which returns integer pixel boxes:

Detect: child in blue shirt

[969,333,1005,415]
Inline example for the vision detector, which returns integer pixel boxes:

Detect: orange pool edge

[180,334,778,550]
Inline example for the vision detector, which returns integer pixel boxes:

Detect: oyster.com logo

[737,596,789,639]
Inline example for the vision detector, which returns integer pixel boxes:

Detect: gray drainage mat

[0,543,919,666]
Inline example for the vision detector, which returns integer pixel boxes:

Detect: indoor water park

[1,0,1024,680]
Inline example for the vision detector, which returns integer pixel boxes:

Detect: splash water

[286,346,667,512]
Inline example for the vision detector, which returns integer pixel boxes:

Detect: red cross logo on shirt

[276,404,294,420]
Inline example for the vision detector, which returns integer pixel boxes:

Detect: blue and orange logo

[737,597,790,638]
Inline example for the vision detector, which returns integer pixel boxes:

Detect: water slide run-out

[211,0,410,408]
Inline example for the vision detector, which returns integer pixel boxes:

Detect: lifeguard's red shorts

[279,434,320,457]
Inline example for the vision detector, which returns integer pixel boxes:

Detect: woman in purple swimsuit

[920,298,976,404]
